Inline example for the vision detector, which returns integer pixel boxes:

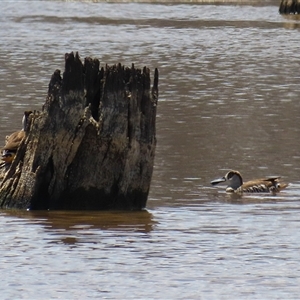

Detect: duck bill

[210,177,226,186]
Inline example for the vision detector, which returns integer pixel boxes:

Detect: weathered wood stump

[0,52,159,210]
[279,0,300,14]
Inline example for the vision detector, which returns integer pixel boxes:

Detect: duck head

[211,170,243,191]
[22,111,33,131]
[1,151,16,164]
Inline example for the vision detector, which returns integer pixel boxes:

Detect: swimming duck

[2,111,32,164]
[211,170,288,193]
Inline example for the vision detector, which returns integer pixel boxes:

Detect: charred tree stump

[279,0,300,14]
[0,52,159,210]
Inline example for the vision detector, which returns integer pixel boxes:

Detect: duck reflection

[222,191,283,205]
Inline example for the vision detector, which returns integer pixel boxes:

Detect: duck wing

[262,177,288,192]
[241,177,288,193]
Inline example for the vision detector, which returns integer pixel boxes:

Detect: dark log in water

[279,0,300,14]
[0,52,159,210]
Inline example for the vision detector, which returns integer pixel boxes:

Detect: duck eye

[227,173,234,179]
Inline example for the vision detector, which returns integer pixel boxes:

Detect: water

[1,1,300,298]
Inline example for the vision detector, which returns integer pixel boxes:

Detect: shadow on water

[14,15,292,31]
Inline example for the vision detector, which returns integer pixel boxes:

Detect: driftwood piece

[279,0,300,14]
[0,52,159,210]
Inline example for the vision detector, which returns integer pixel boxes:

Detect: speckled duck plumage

[1,111,32,164]
[211,170,288,193]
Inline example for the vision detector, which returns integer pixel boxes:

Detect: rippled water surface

[1,1,300,298]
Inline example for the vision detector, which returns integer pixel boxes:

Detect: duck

[211,170,288,193]
[2,111,32,165]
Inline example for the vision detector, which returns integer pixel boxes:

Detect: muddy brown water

[1,1,300,298]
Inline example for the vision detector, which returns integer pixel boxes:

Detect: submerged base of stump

[0,52,159,210]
